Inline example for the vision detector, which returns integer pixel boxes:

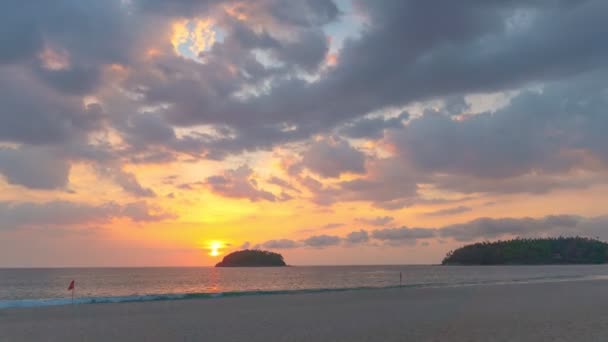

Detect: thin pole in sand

[399,272,402,287]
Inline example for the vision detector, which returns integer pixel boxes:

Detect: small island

[442,237,608,265]
[215,249,287,267]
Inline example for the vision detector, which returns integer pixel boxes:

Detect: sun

[208,241,223,257]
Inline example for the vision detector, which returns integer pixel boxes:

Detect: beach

[2,279,608,341]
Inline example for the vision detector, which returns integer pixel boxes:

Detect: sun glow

[208,241,224,257]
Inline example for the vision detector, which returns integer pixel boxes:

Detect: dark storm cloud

[0,200,173,230]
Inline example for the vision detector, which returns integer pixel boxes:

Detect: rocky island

[442,237,608,265]
[215,249,287,267]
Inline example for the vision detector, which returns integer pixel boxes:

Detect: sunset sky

[1,0,608,267]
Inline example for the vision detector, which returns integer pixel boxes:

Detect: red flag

[68,280,75,291]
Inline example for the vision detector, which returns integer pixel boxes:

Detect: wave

[0,274,603,310]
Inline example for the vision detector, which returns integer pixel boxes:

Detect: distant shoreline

[443,237,608,265]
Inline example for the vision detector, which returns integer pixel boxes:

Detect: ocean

[2,265,608,309]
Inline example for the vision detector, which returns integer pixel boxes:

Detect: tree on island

[442,237,608,265]
[215,249,287,267]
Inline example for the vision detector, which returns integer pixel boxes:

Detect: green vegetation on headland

[215,249,287,267]
[442,237,608,265]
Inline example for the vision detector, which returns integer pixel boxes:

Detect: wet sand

[2,279,608,341]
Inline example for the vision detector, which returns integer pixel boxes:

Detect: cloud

[0,67,102,145]
[437,215,602,242]
[296,223,343,234]
[205,165,278,202]
[295,155,422,209]
[2,0,607,166]
[267,176,301,193]
[142,0,608,160]
[339,112,409,139]
[432,173,608,196]
[300,137,366,178]
[94,165,156,198]
[355,216,394,226]
[344,230,369,244]
[258,239,299,249]
[422,206,472,217]
[371,227,436,245]
[120,201,175,222]
[135,0,339,27]
[0,0,131,67]
[0,0,607,218]
[250,215,608,250]
[387,70,608,188]
[0,200,173,230]
[302,234,341,248]
[0,147,70,190]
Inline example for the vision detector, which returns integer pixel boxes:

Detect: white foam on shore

[1,274,605,310]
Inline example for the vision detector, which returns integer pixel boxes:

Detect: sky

[1,0,608,267]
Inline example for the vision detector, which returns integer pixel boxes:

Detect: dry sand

[2,279,608,341]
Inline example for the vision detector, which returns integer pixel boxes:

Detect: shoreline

[3,279,608,341]
[1,272,602,310]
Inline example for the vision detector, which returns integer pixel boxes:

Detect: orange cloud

[171,18,216,58]
[39,46,70,71]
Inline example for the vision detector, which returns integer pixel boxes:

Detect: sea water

[2,265,608,309]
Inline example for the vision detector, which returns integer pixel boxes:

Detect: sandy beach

[2,279,608,341]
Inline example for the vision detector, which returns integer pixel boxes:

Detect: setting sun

[208,241,224,257]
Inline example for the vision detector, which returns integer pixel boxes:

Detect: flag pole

[68,280,75,305]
